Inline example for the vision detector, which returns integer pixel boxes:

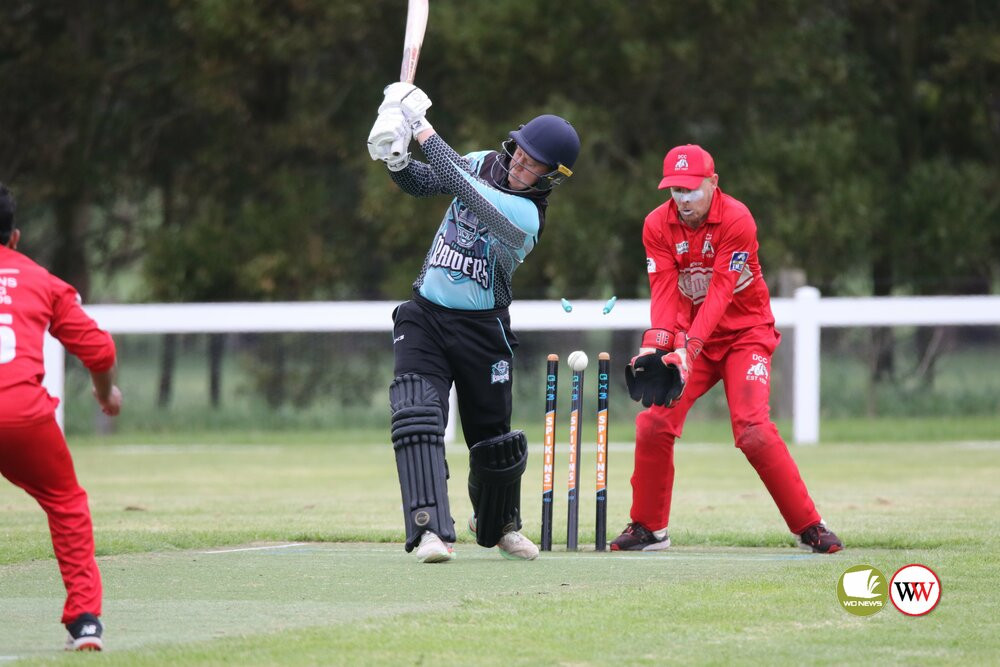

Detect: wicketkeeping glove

[625,330,703,408]
[624,329,673,408]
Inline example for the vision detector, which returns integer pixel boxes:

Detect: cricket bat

[390,0,429,157]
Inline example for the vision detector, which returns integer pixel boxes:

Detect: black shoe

[610,522,671,551]
[797,522,844,554]
[65,613,103,651]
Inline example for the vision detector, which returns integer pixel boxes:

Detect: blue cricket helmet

[494,114,580,193]
[511,114,580,171]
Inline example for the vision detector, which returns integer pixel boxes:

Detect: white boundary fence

[43,287,1000,443]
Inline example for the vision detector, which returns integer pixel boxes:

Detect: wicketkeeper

[367,84,580,563]
[614,145,843,554]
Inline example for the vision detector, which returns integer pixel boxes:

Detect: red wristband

[673,332,704,358]
[640,328,673,351]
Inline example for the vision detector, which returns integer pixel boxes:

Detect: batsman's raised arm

[371,83,580,251]
[389,158,446,198]
[375,83,553,247]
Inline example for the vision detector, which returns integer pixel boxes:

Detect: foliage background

[2,0,998,428]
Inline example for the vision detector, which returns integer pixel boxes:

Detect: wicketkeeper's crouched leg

[628,407,682,532]
[390,374,456,551]
[735,421,821,534]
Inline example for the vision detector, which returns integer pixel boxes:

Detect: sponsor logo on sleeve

[675,241,689,254]
[646,257,656,273]
[729,251,749,272]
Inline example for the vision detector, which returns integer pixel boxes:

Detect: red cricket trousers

[0,417,102,623]
[630,326,821,535]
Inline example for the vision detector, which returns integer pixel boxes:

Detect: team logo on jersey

[490,360,510,384]
[746,353,769,384]
[452,203,481,249]
[729,251,749,272]
[675,241,689,254]
[674,154,689,170]
[429,203,491,289]
[702,236,714,257]
[646,257,656,273]
[678,267,712,304]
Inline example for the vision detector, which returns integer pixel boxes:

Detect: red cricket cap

[658,144,715,190]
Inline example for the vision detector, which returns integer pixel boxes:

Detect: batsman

[367,84,580,563]
[614,144,843,554]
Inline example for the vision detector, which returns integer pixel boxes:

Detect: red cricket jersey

[0,245,116,426]
[643,187,775,346]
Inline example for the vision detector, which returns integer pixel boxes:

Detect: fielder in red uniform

[612,146,842,553]
[0,183,122,650]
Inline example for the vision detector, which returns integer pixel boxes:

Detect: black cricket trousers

[391,294,518,447]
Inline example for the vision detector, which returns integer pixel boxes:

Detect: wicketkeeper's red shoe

[65,613,103,651]
[797,521,844,553]
[610,522,671,551]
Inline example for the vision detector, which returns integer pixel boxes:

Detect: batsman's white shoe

[414,531,454,563]
[497,530,539,561]
[468,516,538,560]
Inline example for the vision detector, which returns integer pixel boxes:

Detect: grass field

[2,429,999,664]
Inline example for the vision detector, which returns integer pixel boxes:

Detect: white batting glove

[379,82,433,135]
[367,108,410,162]
[385,151,411,172]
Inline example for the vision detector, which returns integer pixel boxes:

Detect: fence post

[792,286,821,444]
[774,269,806,420]
[42,333,65,431]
